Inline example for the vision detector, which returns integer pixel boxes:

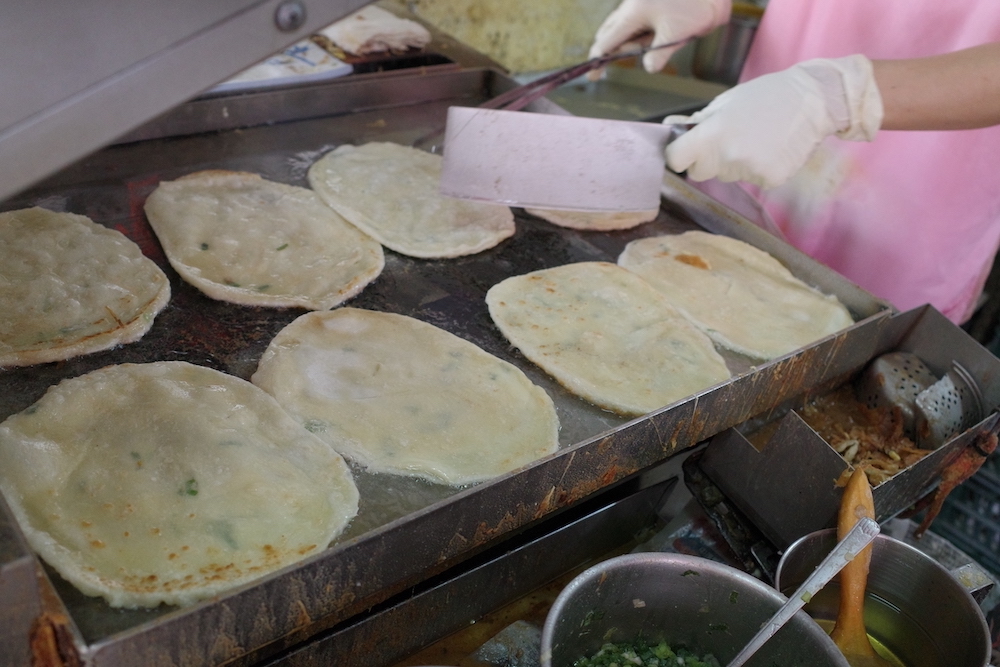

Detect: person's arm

[662,43,1000,188]
[662,55,883,188]
[875,42,1000,130]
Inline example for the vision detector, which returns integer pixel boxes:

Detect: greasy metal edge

[0,494,41,667]
[255,478,677,667]
[115,67,488,145]
[113,64,567,148]
[81,314,897,666]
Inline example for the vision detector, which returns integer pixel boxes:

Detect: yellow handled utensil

[832,468,892,667]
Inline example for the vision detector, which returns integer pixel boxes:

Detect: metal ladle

[726,517,881,667]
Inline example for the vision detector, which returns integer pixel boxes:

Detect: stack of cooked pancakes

[0,207,170,368]
[618,231,854,360]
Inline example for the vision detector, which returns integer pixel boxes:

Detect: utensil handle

[725,517,880,667]
[481,40,689,112]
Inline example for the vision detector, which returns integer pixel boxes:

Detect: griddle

[0,62,904,666]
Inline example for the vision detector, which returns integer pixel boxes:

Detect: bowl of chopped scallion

[540,552,848,667]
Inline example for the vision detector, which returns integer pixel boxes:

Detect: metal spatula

[438,42,689,213]
[440,108,685,212]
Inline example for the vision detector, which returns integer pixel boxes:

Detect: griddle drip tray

[700,398,997,553]
[700,413,845,550]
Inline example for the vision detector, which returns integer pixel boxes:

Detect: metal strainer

[855,351,983,449]
[855,351,938,435]
[914,362,984,448]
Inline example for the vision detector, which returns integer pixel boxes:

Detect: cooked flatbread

[251,308,559,485]
[318,5,431,55]
[0,361,359,608]
[486,262,731,416]
[307,142,515,258]
[618,231,854,360]
[524,207,659,231]
[144,170,384,309]
[0,207,169,368]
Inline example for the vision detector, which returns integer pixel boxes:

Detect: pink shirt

[738,0,1000,323]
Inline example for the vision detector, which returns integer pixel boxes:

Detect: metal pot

[691,8,761,86]
[776,530,991,667]
[540,552,849,667]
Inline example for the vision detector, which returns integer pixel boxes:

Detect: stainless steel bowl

[540,552,849,667]
[776,530,991,667]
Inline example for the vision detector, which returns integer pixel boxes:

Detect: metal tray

[699,305,1000,551]
[0,65,892,666]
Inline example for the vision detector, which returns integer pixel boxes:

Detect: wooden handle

[830,468,879,657]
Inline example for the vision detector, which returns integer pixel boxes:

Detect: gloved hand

[589,0,731,74]
[664,55,884,189]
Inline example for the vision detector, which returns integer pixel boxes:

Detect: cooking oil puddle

[814,619,908,667]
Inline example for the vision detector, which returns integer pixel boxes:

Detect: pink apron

[737,0,1000,323]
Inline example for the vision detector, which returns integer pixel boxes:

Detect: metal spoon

[726,516,881,667]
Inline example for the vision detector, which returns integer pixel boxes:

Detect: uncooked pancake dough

[144,170,384,309]
[524,207,659,231]
[251,308,560,485]
[0,207,170,368]
[618,231,854,360]
[307,142,516,258]
[486,262,732,416]
[0,361,359,609]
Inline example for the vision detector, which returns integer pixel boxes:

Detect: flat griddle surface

[0,82,697,641]
[0,69,891,663]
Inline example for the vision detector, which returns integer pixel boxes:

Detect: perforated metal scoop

[914,363,984,448]
[855,351,983,450]
[855,352,937,436]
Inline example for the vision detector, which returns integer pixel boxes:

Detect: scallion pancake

[251,308,560,485]
[0,207,169,367]
[486,262,732,416]
[618,231,854,360]
[0,361,359,608]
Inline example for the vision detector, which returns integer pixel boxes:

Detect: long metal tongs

[415,40,686,151]
[480,39,688,111]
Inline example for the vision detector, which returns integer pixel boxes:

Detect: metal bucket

[540,552,849,666]
[691,12,760,86]
[776,530,991,667]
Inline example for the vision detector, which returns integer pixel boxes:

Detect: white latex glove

[589,0,731,73]
[664,55,884,189]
